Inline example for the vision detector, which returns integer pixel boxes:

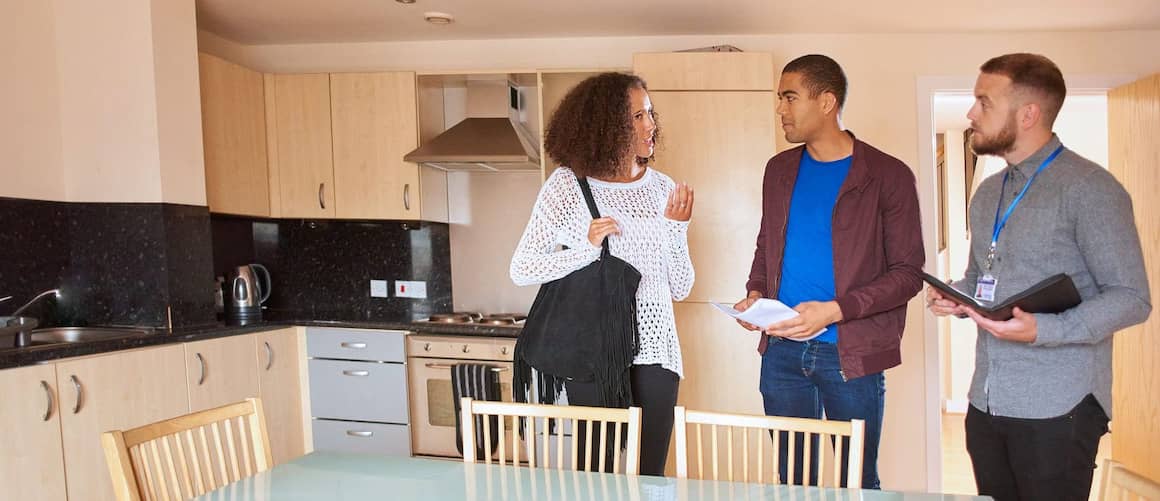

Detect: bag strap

[577,176,611,257]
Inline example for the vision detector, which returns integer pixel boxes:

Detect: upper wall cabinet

[265,73,337,218]
[198,53,271,217]
[632,52,775,91]
[330,72,422,220]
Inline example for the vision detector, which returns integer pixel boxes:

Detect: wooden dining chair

[1100,459,1160,501]
[101,397,273,501]
[673,406,865,488]
[459,397,643,475]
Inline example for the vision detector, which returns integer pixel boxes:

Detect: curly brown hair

[543,72,660,179]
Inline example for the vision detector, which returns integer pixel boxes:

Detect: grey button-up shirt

[956,135,1151,419]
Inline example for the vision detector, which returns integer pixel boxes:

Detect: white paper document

[712,299,826,341]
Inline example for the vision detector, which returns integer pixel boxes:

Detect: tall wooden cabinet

[634,52,776,475]
[55,345,190,501]
[197,53,271,217]
[330,72,421,219]
[265,73,337,218]
[0,365,68,501]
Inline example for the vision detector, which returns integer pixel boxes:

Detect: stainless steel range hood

[404,117,540,172]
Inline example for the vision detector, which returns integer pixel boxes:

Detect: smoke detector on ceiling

[424,12,454,25]
[395,0,416,4]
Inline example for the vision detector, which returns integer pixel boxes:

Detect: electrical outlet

[370,279,389,298]
[395,280,427,299]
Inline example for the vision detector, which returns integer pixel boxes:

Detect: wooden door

[186,335,261,412]
[56,345,189,501]
[330,72,420,219]
[255,328,308,464]
[0,364,67,501]
[267,73,336,218]
[1109,73,1160,483]
[645,90,775,302]
[198,53,270,217]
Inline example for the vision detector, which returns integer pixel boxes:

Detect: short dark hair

[782,54,849,111]
[543,72,658,179]
[980,53,1067,126]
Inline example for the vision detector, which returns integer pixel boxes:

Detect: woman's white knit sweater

[510,167,694,377]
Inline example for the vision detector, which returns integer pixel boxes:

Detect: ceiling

[196,0,1160,45]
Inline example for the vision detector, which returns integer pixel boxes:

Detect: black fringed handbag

[512,175,642,409]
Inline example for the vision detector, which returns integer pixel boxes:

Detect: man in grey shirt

[927,53,1151,501]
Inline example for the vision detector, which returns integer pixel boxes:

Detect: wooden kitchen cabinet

[330,72,422,219]
[633,52,775,91]
[266,73,336,218]
[198,52,271,217]
[185,334,261,412]
[255,327,308,464]
[55,345,189,501]
[0,364,68,501]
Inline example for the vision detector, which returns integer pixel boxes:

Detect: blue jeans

[759,338,885,489]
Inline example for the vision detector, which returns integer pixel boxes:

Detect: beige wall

[1,0,64,201]
[200,30,1160,492]
[4,0,205,204]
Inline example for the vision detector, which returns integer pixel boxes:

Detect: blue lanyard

[990,145,1064,252]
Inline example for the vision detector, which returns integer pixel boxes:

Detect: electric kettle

[226,263,271,324]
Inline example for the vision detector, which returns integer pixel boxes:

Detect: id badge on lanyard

[976,146,1064,303]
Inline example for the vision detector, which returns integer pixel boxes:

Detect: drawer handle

[424,363,508,373]
[340,342,367,349]
[346,430,374,438]
[342,370,370,377]
[41,380,54,421]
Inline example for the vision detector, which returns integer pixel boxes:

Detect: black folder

[922,272,1082,321]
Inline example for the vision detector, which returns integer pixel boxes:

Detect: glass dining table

[194,452,991,500]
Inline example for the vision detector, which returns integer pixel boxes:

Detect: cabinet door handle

[403,183,411,211]
[342,370,370,377]
[264,341,274,371]
[346,430,374,438]
[196,353,207,385]
[41,380,54,421]
[70,375,83,414]
[340,342,367,349]
[319,183,326,210]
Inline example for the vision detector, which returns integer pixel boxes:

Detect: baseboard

[944,398,969,414]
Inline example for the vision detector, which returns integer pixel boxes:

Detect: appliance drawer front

[312,419,410,456]
[309,359,408,423]
[306,328,406,362]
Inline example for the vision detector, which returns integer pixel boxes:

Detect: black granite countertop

[0,320,521,370]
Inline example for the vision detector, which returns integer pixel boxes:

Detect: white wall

[197,29,1160,493]
[1,0,64,201]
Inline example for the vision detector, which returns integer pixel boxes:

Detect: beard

[969,112,1018,156]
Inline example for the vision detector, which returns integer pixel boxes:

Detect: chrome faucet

[10,289,60,317]
[3,289,60,348]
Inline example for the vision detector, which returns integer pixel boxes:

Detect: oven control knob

[423,343,431,352]
[462,345,470,353]
[501,346,509,355]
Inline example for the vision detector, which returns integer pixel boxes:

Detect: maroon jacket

[746,136,924,379]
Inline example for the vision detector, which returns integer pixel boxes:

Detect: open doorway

[927,88,1112,496]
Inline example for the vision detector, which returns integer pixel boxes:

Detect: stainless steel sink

[2,327,152,349]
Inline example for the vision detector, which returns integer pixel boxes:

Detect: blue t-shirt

[777,150,853,343]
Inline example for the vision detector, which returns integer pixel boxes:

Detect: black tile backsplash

[1,197,216,328]
[211,216,452,323]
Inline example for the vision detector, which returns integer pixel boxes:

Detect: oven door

[408,356,529,460]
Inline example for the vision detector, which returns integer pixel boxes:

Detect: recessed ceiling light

[424,11,454,25]
[395,0,415,3]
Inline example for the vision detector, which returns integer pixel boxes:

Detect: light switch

[370,279,389,298]
[395,280,427,299]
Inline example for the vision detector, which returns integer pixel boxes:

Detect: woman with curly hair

[510,72,694,475]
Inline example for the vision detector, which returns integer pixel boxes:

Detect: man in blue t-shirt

[734,55,925,489]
